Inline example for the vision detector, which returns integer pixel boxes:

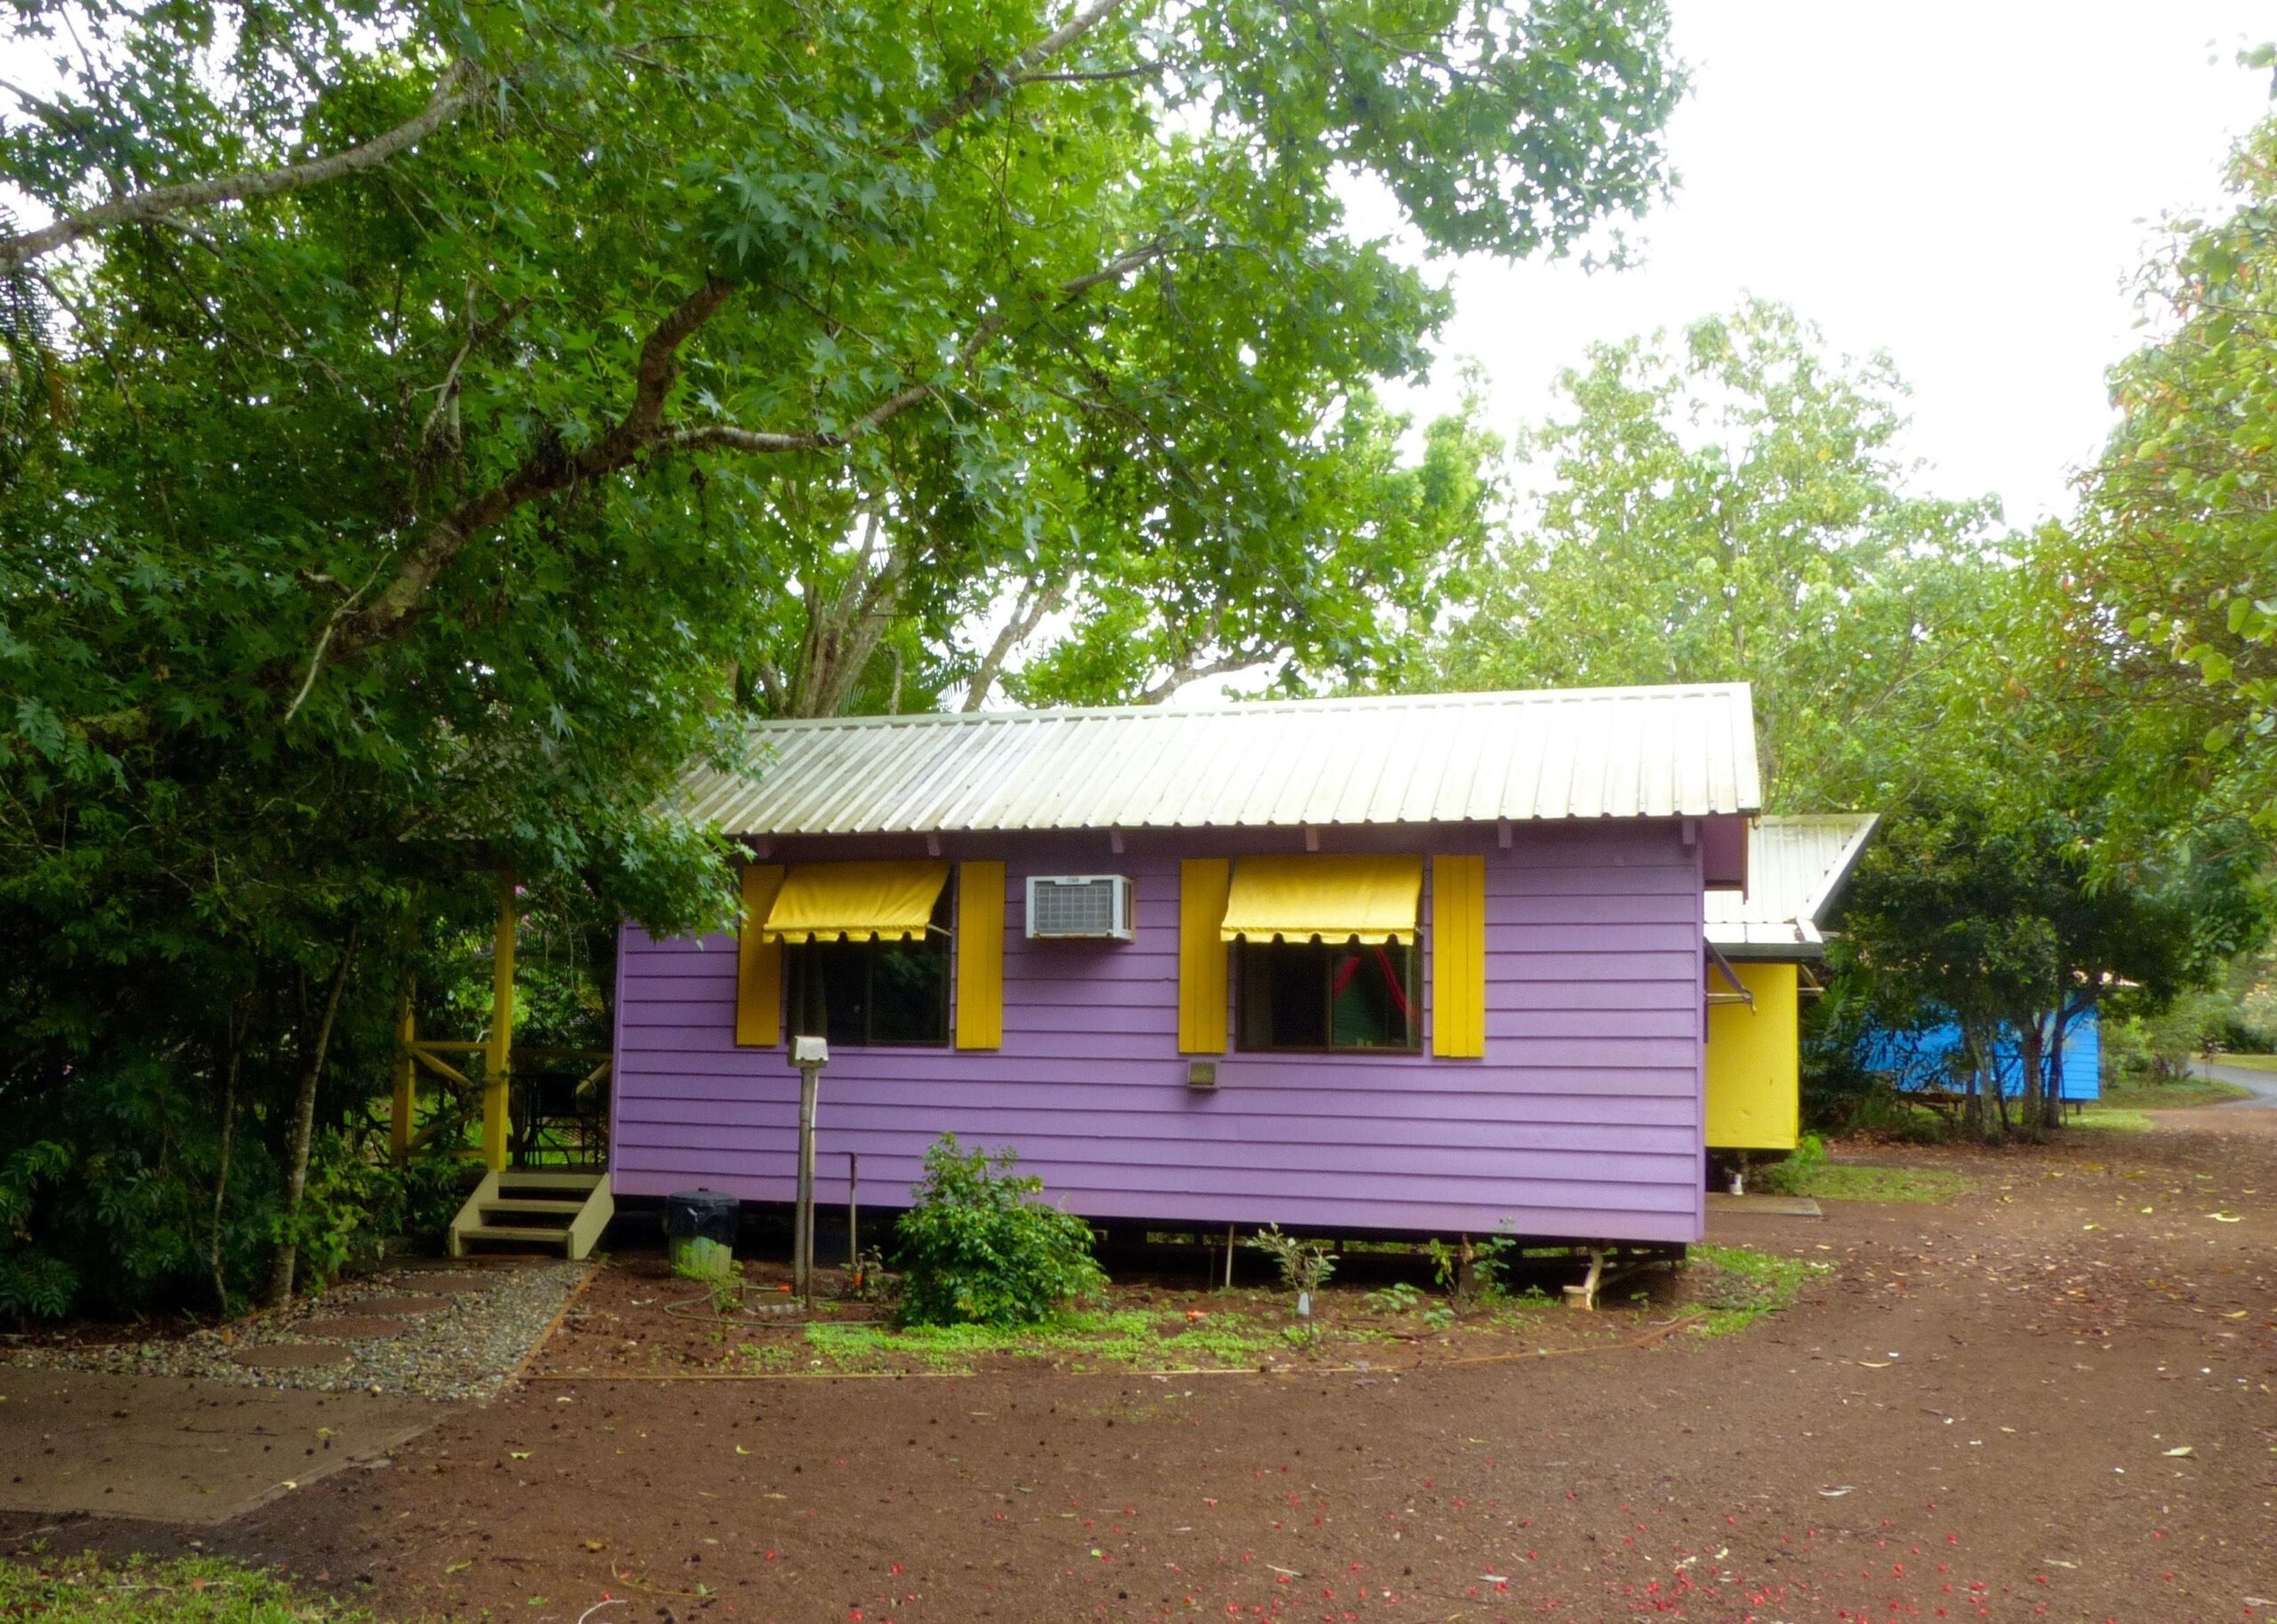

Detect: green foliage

[1686,1244,1825,1337]
[1246,1224,1337,1298]
[1428,298,1999,808]
[892,1137,1106,1329]
[1361,1281,1422,1314]
[278,1134,464,1292]
[2080,107,2277,817]
[0,0,1684,1317]
[1751,1134,1828,1195]
[0,1551,368,1623]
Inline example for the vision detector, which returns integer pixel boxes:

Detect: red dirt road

[9,1110,2275,1623]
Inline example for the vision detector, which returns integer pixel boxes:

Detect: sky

[1372,2,2277,533]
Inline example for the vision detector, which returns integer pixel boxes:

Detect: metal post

[848,1151,860,1271]
[793,1059,820,1307]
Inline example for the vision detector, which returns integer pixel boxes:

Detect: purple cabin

[610,685,1759,1246]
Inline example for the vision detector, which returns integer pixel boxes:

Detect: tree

[1428,299,1998,808]
[2076,94,2277,822]
[0,0,1685,1313]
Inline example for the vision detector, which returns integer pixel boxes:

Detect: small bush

[1752,1134,1828,1195]
[893,1136,1106,1328]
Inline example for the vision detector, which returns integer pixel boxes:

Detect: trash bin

[663,1188,739,1281]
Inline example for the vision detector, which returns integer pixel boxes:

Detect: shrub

[1752,1133,1828,1195]
[892,1136,1106,1328]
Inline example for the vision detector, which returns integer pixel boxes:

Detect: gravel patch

[0,1261,585,1402]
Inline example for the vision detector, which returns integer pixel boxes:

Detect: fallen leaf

[1817,1486,1854,1498]
[445,1559,472,1575]
[2207,1213,2243,1223]
[2163,1445,2193,1457]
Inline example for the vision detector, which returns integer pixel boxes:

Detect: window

[1237,940,1420,1052]
[786,887,952,1047]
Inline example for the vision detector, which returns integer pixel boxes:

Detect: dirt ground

[6,1107,2274,1624]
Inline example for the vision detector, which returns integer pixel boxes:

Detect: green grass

[2201,1051,2277,1073]
[1686,1244,1828,1337]
[1766,1162,1974,1204]
[0,1553,365,1622]
[2098,1076,2252,1110]
[744,1307,1332,1374]
[2071,1106,2154,1133]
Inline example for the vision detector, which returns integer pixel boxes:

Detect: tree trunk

[2016,1017,2046,1142]
[263,923,360,1306]
[210,1003,245,1316]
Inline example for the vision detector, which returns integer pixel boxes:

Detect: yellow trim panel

[1178,859,1231,1053]
[735,864,785,1047]
[954,862,1005,1049]
[1430,854,1486,1057]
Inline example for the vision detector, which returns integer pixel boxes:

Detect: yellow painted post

[390,982,415,1163]
[483,870,517,1170]
[1429,855,1487,1057]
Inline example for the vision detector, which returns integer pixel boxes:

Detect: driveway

[2190,1055,2277,1106]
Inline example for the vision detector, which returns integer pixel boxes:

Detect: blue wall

[1859,1007,2101,1103]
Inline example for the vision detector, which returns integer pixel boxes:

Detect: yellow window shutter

[955,862,1006,1049]
[735,864,784,1047]
[1431,854,1487,1057]
[1179,859,1230,1053]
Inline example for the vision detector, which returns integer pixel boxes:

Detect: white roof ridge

[743,681,1757,731]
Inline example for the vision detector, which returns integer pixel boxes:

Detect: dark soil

[7,1107,2274,1623]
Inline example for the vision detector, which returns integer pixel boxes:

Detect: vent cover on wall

[1024,874,1134,940]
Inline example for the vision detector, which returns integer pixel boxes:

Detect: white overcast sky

[1375,2,2277,532]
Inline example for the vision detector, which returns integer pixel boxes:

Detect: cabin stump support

[1563,1246,1607,1311]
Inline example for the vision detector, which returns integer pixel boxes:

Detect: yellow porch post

[390,982,416,1162]
[483,870,517,1170]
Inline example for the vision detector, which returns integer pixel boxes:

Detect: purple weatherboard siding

[610,820,1707,1244]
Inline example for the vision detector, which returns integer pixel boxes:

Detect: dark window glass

[787,887,952,1047]
[1237,941,1419,1051]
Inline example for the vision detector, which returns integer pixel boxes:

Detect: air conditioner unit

[1024,874,1135,941]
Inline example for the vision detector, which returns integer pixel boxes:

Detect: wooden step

[450,1169,613,1260]
[479,1198,584,1217]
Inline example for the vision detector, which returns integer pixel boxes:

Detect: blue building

[1860,1008,2102,1104]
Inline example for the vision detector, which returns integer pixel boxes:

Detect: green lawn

[2201,1051,2277,1073]
[2071,1106,2154,1133]
[1685,1244,1829,1336]
[0,1553,365,1623]
[1778,1162,1975,1204]
[2098,1075,2253,1110]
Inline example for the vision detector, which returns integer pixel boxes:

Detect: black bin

[663,1187,738,1280]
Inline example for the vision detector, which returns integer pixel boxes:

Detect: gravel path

[0,1261,586,1403]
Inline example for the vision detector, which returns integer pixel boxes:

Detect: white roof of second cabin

[681,683,1761,836]
[1705,813,1879,958]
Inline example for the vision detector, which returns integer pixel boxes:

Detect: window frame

[1233,937,1424,1055]
[784,885,955,1049]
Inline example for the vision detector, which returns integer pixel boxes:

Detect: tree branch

[335,275,734,655]
[915,0,1143,143]
[0,59,489,271]
[965,575,1072,710]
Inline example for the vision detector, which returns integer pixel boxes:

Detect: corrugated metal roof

[680,684,1761,837]
[1705,814,1879,958]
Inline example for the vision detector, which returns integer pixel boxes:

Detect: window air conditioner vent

[1024,874,1134,941]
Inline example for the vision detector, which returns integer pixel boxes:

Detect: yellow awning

[761,860,951,942]
[1219,854,1423,945]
